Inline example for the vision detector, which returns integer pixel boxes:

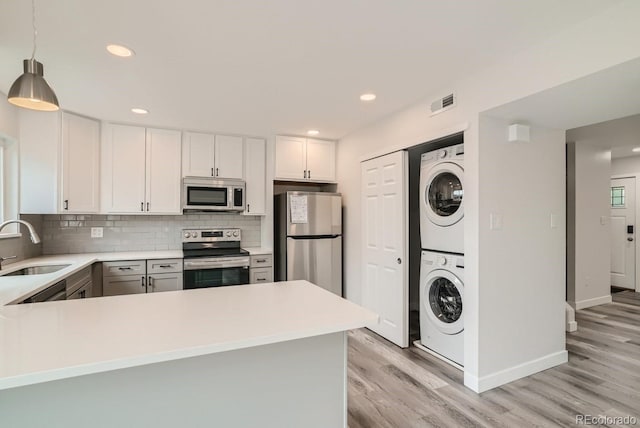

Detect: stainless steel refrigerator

[274,191,342,296]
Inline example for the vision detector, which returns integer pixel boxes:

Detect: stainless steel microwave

[182,177,245,212]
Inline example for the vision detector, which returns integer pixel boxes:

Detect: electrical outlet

[91,227,103,238]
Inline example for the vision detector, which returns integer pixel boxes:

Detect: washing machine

[419,143,464,254]
[419,250,464,366]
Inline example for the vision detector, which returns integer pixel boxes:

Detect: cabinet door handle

[142,276,146,288]
[141,202,144,212]
[304,170,307,179]
[255,259,266,263]
[159,264,173,268]
[79,289,86,298]
[147,202,150,211]
[308,170,311,179]
[118,267,133,271]
[247,204,250,213]
[148,276,154,288]
[211,167,214,177]
[216,167,219,177]
[64,200,69,210]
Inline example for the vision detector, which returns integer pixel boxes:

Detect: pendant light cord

[31,0,37,60]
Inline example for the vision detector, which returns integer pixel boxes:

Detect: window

[0,136,20,237]
[611,186,625,208]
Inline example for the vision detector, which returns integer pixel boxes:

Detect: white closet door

[361,151,408,347]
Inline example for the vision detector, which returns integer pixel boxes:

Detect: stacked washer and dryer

[417,143,465,367]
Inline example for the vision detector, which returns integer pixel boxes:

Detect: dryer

[419,143,464,254]
[419,250,464,366]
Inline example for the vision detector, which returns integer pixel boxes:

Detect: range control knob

[184,232,191,239]
[439,150,448,159]
[437,256,447,266]
[233,230,239,237]
[226,231,232,237]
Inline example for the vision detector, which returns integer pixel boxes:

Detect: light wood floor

[348,291,640,428]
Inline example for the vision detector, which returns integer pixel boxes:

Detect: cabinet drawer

[250,267,273,284]
[103,260,146,277]
[147,258,183,274]
[103,275,146,296]
[250,254,272,268]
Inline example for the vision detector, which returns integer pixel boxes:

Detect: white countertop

[244,247,272,256]
[0,251,183,306]
[0,280,377,391]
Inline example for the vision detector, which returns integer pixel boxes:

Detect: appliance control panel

[182,228,241,242]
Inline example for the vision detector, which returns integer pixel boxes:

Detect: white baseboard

[463,350,568,393]
[574,295,612,310]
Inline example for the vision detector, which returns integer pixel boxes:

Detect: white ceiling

[0,0,621,139]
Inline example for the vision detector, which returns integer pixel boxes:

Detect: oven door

[183,257,250,289]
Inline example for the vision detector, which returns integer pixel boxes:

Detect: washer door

[424,162,464,227]
[423,269,463,335]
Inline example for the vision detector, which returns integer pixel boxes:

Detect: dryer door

[423,269,463,335]
[422,162,464,227]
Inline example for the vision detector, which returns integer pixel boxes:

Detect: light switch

[550,213,558,229]
[490,213,503,230]
[91,227,103,238]
[600,216,608,226]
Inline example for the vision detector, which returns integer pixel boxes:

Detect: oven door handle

[184,260,250,270]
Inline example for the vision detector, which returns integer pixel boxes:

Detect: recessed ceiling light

[131,108,148,114]
[106,44,135,57]
[307,130,320,136]
[632,147,640,152]
[360,93,376,101]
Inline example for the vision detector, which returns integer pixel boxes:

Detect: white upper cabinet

[102,124,181,214]
[215,135,244,179]
[182,132,243,179]
[274,136,335,182]
[19,110,100,214]
[305,138,336,182]
[62,113,101,213]
[244,137,267,216]
[146,128,183,213]
[274,136,306,180]
[182,132,215,178]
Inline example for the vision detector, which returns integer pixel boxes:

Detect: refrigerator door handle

[288,235,341,240]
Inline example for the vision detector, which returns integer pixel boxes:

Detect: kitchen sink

[1,264,71,276]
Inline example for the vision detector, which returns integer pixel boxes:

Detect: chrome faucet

[0,219,41,244]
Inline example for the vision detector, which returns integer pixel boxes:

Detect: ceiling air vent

[430,92,456,116]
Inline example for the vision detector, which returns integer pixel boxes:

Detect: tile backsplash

[41,214,262,255]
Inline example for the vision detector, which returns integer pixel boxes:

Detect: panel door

[305,138,336,182]
[146,128,182,214]
[275,136,306,180]
[215,135,244,179]
[103,275,146,296]
[611,177,636,290]
[244,137,267,215]
[106,124,147,213]
[148,273,183,293]
[361,151,408,347]
[182,132,215,177]
[61,112,100,213]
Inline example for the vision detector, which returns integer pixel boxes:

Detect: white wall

[612,155,640,176]
[0,93,19,140]
[565,142,612,310]
[336,0,640,392]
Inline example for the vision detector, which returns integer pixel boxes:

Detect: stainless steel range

[182,228,250,289]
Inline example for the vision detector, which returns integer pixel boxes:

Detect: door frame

[611,173,640,292]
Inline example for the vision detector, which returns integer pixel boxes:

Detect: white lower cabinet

[250,254,273,284]
[103,259,183,296]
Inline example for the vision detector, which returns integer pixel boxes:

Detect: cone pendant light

[7,0,59,111]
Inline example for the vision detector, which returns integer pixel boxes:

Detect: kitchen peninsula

[0,279,376,428]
